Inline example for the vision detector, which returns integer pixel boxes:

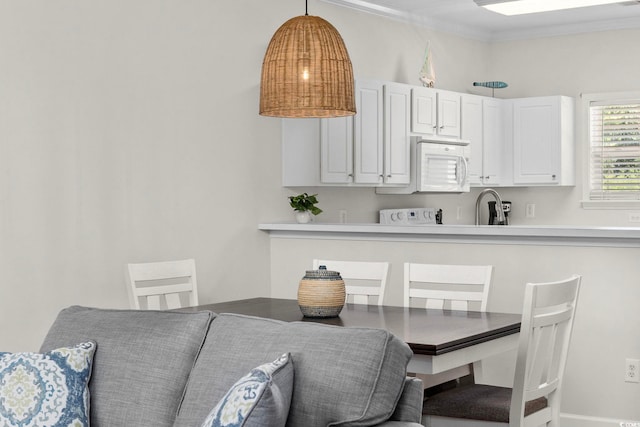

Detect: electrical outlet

[339,210,347,224]
[629,213,640,223]
[456,206,462,220]
[625,358,640,383]
[526,203,536,218]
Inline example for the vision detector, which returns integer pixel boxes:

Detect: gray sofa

[40,306,424,427]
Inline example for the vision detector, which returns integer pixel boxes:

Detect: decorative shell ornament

[419,42,435,88]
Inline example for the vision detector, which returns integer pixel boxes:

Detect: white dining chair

[404,262,494,388]
[126,259,199,310]
[403,263,493,311]
[312,259,390,306]
[422,274,581,427]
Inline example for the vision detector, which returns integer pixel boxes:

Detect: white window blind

[590,101,640,200]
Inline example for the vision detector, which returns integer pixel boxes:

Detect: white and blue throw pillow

[0,341,96,427]
[201,353,294,427]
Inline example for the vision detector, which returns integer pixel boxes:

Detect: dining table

[183,297,521,383]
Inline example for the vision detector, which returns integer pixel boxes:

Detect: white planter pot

[295,211,312,224]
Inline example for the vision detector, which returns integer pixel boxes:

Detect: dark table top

[184,297,521,356]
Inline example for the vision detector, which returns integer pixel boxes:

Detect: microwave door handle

[459,155,469,186]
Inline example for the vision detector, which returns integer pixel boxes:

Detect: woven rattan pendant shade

[260,15,356,118]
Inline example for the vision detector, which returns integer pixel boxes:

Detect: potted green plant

[288,193,322,223]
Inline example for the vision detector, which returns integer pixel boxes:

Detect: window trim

[581,91,640,210]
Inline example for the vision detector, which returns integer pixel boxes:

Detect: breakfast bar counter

[258,222,640,247]
[259,222,640,426]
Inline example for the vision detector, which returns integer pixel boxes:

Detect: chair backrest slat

[146,294,162,310]
[126,259,198,310]
[133,282,193,297]
[403,263,493,312]
[510,274,581,427]
[165,293,183,310]
[312,259,390,306]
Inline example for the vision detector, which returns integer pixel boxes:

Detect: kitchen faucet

[475,188,506,225]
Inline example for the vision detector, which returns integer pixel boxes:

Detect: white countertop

[258,223,640,247]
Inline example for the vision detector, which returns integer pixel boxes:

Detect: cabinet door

[320,117,353,183]
[411,86,437,135]
[282,118,321,187]
[461,95,483,186]
[354,80,384,184]
[482,98,504,185]
[513,97,560,184]
[384,83,411,185]
[437,91,461,138]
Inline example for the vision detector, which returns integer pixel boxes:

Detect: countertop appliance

[488,201,511,225]
[376,137,470,194]
[379,208,438,225]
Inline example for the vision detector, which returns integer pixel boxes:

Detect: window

[588,95,640,204]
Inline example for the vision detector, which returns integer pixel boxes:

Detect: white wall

[0,0,297,351]
[0,0,638,423]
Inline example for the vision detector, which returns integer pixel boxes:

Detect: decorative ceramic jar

[297,267,345,318]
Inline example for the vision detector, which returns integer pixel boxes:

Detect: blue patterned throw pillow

[201,353,294,427]
[0,341,96,427]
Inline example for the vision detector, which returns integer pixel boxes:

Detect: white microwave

[415,138,470,193]
[375,136,471,195]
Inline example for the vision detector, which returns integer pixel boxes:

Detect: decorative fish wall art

[473,81,508,97]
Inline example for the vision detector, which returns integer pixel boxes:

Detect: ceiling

[320,0,640,41]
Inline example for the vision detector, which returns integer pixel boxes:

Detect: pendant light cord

[305,0,308,16]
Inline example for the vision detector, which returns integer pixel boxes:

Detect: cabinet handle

[432,125,437,130]
[387,174,392,178]
[552,174,557,180]
[348,173,353,177]
[440,125,444,129]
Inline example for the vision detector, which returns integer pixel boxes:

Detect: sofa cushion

[0,341,96,427]
[200,353,294,427]
[174,313,413,427]
[40,306,212,427]
[389,377,424,423]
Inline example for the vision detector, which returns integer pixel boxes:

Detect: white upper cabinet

[383,83,411,185]
[350,79,410,186]
[411,87,436,134]
[462,95,505,187]
[281,79,409,187]
[461,94,484,186]
[282,81,575,189]
[282,118,321,187]
[482,97,505,186]
[411,87,461,138]
[319,79,386,185]
[320,116,354,183]
[318,79,409,186]
[438,91,462,138]
[511,96,575,186]
[353,80,384,184]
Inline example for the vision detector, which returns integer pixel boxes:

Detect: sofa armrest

[389,377,424,423]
